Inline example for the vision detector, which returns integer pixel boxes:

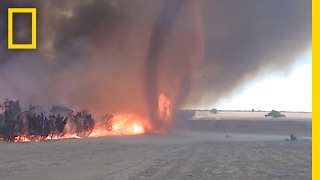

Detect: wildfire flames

[13,133,81,143]
[89,114,146,137]
[4,94,171,143]
[158,93,171,122]
[90,94,172,137]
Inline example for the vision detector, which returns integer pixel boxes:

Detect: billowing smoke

[0,1,311,131]
[0,0,162,117]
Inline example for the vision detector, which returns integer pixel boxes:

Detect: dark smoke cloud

[0,0,311,128]
[0,0,161,118]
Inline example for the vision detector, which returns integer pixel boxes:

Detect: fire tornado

[0,0,311,141]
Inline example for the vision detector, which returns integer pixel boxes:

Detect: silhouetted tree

[0,100,96,142]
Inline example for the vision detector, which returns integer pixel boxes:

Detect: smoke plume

[0,1,311,130]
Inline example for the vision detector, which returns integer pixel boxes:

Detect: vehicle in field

[265,109,286,118]
[210,108,218,114]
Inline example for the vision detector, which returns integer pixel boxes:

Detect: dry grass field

[0,111,312,180]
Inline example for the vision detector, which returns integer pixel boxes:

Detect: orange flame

[158,93,171,122]
[89,114,146,137]
[12,133,81,143]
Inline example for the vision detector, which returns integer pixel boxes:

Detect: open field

[180,111,312,136]
[193,111,312,120]
[0,111,312,180]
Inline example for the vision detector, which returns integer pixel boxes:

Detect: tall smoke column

[144,0,204,133]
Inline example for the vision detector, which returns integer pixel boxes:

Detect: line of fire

[0,93,180,142]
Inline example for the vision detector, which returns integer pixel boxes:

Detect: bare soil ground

[0,111,312,180]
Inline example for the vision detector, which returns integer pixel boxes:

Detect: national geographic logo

[7,8,37,49]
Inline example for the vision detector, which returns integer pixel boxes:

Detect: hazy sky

[215,50,312,112]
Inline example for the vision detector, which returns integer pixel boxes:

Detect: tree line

[0,99,95,142]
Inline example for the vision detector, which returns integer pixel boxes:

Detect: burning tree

[0,100,96,142]
[66,110,95,137]
[0,95,171,142]
[101,114,114,131]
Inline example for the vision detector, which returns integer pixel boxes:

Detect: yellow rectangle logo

[8,8,36,49]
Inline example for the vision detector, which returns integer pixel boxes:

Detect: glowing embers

[14,135,32,143]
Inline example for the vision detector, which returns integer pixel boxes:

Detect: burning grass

[13,133,81,143]
[0,94,173,143]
